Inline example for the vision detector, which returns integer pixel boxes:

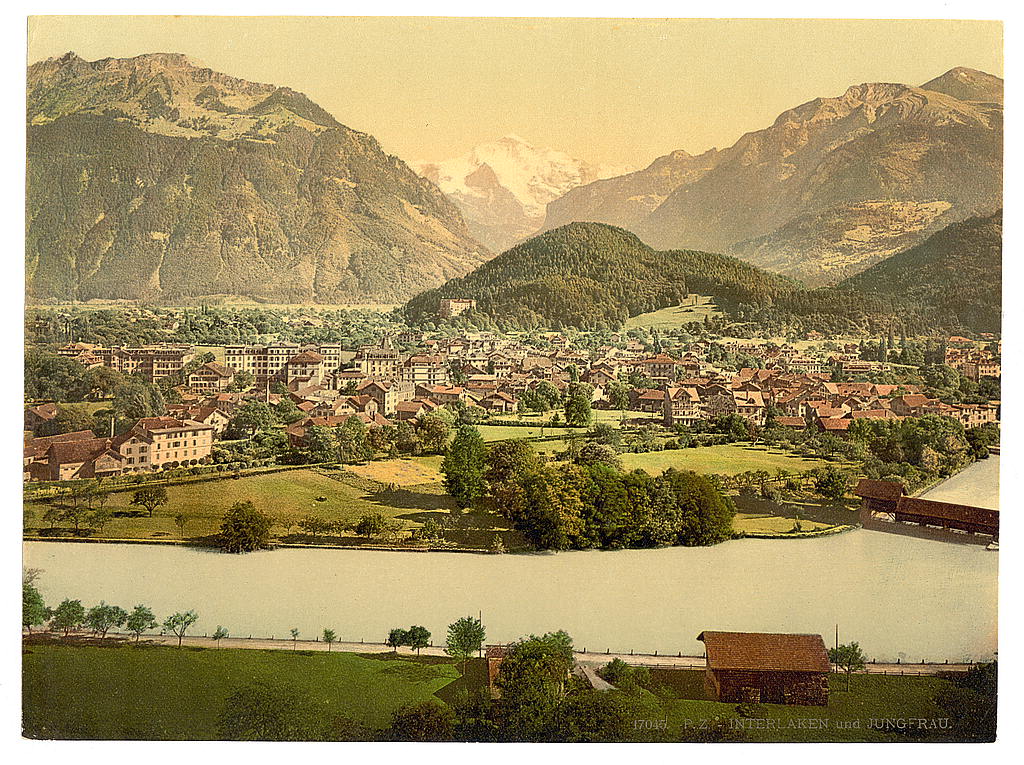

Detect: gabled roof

[194,361,234,377]
[287,350,325,364]
[27,403,59,420]
[698,631,830,673]
[854,479,904,502]
[48,438,118,465]
[775,416,806,428]
[24,429,97,458]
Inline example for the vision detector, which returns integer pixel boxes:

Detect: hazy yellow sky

[28,17,1002,168]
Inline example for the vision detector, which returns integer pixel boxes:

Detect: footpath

[59,631,978,676]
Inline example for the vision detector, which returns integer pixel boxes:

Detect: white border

[1,4,1018,764]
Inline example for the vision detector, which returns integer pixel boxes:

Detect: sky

[27,16,1003,169]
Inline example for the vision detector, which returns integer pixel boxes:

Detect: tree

[442,425,487,507]
[417,412,451,454]
[226,401,275,439]
[23,580,49,633]
[125,605,158,642]
[163,610,199,647]
[445,615,486,673]
[406,625,431,655]
[389,700,455,742]
[563,383,594,427]
[212,625,229,647]
[230,370,255,392]
[60,503,90,535]
[303,425,338,463]
[290,627,300,649]
[174,513,189,539]
[828,641,867,691]
[322,628,337,651]
[605,380,631,412]
[218,500,273,553]
[495,631,575,740]
[336,416,374,463]
[51,599,86,636]
[299,514,332,540]
[814,465,851,500]
[85,601,127,638]
[387,627,409,652]
[575,442,621,470]
[934,660,997,741]
[130,486,168,518]
[354,512,387,539]
[87,507,113,535]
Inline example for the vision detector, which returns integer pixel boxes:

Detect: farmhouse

[697,630,830,706]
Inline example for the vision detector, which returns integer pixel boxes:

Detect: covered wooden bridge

[854,479,999,539]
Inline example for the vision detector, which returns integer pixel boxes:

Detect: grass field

[476,424,575,441]
[619,444,834,476]
[24,464,460,542]
[23,642,960,742]
[656,669,955,743]
[22,641,460,739]
[625,295,723,329]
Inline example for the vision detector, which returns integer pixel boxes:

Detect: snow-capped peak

[415,136,628,218]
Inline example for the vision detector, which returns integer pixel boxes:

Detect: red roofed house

[113,417,215,472]
[698,630,830,706]
[187,362,236,394]
[664,386,701,426]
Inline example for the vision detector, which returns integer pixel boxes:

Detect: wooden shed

[485,644,508,698]
[697,631,830,706]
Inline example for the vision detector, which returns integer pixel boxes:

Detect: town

[23,300,1000,486]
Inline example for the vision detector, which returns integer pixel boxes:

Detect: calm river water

[24,524,997,664]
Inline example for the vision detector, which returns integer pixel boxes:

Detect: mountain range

[25,55,1002,308]
[543,67,1002,285]
[414,136,627,252]
[26,52,486,304]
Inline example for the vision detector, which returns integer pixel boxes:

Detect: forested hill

[837,212,1002,333]
[403,222,803,329]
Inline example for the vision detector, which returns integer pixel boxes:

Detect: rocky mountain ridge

[26,52,487,304]
[542,68,1002,285]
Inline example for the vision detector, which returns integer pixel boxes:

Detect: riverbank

[919,454,1000,509]
[24,632,978,676]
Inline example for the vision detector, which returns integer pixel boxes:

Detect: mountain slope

[541,148,722,234]
[404,222,802,329]
[414,135,625,252]
[26,52,487,303]
[838,211,1002,333]
[542,68,1002,285]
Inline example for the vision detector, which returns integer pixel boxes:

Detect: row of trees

[23,571,199,645]
[441,432,735,550]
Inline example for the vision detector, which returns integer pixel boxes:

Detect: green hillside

[838,212,1002,333]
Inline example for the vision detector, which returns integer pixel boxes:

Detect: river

[24,523,997,664]
[921,454,1000,509]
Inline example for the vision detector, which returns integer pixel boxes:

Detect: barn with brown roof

[697,630,830,705]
